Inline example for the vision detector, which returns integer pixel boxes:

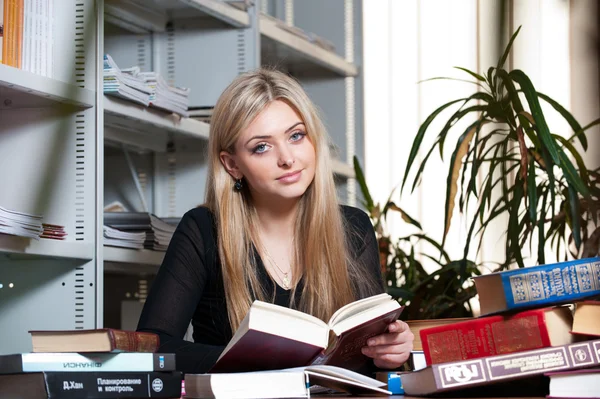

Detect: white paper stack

[136,71,191,117]
[104,212,176,251]
[0,206,43,240]
[103,225,146,249]
[103,54,152,106]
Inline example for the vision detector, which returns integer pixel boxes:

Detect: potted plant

[353,157,480,320]
[401,26,599,270]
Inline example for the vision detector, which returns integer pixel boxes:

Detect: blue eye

[290,131,306,142]
[252,143,268,154]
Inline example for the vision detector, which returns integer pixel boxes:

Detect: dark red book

[402,338,600,396]
[420,306,574,365]
[209,293,403,373]
[29,329,159,353]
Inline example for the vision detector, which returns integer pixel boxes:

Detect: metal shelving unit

[0,0,364,349]
[0,64,95,108]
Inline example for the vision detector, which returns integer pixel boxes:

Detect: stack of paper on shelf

[40,224,66,240]
[103,53,191,117]
[103,54,152,106]
[135,71,191,117]
[0,206,43,239]
[103,225,145,249]
[104,212,176,251]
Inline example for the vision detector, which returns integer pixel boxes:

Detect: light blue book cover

[500,257,600,309]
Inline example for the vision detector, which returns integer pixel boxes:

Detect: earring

[234,179,243,191]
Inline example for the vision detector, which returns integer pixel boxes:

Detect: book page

[328,293,390,328]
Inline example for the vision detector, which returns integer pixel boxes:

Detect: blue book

[473,257,600,315]
[375,371,404,394]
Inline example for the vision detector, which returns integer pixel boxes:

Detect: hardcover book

[571,301,600,337]
[401,338,600,396]
[473,256,600,315]
[0,353,175,374]
[29,329,159,353]
[407,317,472,351]
[185,364,390,398]
[420,306,574,365]
[0,371,182,398]
[210,293,403,373]
[546,368,600,398]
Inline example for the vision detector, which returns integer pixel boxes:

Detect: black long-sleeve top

[136,205,383,373]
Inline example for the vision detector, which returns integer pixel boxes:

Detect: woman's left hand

[361,320,414,369]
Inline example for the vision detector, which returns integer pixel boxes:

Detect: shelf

[332,159,355,178]
[104,96,210,152]
[103,246,165,266]
[103,246,164,275]
[0,64,95,108]
[260,16,358,77]
[0,235,94,261]
[104,0,249,33]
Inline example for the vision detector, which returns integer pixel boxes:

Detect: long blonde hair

[205,68,379,332]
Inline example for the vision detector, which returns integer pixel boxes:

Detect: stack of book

[104,212,176,251]
[1,0,54,77]
[137,71,191,118]
[400,256,600,397]
[0,329,182,398]
[103,54,153,107]
[103,54,190,117]
[0,205,43,239]
[40,223,66,240]
[103,225,145,249]
[184,293,403,398]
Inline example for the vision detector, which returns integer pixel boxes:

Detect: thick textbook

[401,337,600,396]
[420,306,574,365]
[473,256,600,315]
[0,371,182,398]
[210,293,403,373]
[0,353,175,374]
[29,329,159,353]
[185,364,390,398]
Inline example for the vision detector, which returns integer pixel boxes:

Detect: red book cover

[420,306,573,365]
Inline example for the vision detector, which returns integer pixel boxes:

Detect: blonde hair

[205,68,379,332]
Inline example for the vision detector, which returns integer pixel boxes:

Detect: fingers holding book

[361,321,414,369]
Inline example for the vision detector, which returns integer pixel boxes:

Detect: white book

[184,364,391,399]
[0,353,175,373]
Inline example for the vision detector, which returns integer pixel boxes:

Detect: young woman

[137,68,413,373]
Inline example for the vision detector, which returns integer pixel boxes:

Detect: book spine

[14,353,175,373]
[420,308,552,365]
[430,339,600,393]
[502,258,600,310]
[107,329,159,352]
[43,371,182,398]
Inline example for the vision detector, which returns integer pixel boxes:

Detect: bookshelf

[0,0,365,353]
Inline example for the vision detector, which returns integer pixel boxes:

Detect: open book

[185,364,391,398]
[210,293,403,373]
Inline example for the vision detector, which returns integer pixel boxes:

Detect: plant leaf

[443,119,486,246]
[497,25,522,71]
[510,69,589,196]
[527,157,538,225]
[387,202,422,229]
[582,226,600,258]
[402,99,465,193]
[353,156,374,210]
[538,191,548,264]
[537,92,587,151]
[453,66,486,82]
[553,134,590,186]
[568,186,581,250]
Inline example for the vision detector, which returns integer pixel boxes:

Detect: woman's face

[220,100,316,204]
